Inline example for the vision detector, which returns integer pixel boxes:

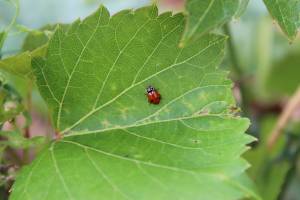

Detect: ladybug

[146,86,161,104]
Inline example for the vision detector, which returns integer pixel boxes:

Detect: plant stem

[6,0,20,32]
[223,23,249,115]
[267,87,300,150]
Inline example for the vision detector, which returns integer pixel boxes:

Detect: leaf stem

[223,23,249,114]
[267,87,300,150]
[6,0,20,32]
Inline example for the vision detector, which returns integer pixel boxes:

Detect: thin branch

[223,23,249,115]
[267,87,300,150]
[6,0,20,32]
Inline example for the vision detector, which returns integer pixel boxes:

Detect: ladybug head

[146,86,155,93]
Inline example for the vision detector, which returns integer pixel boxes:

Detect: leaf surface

[181,0,248,45]
[10,6,259,200]
[263,0,300,40]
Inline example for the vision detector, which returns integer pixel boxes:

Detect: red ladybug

[146,86,161,104]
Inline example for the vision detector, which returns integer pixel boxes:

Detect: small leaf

[22,32,50,52]
[0,45,46,78]
[10,6,259,200]
[22,24,69,52]
[181,0,247,45]
[263,0,300,40]
[0,24,60,78]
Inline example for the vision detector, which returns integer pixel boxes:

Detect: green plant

[0,0,299,199]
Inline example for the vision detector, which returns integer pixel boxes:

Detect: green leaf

[0,45,46,78]
[10,6,259,200]
[181,0,248,45]
[22,24,69,52]
[22,31,50,52]
[263,0,300,40]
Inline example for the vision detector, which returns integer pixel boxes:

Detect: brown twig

[267,87,300,150]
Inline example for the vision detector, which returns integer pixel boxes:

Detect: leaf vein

[84,148,132,200]
[50,143,74,200]
[92,18,152,109]
[56,6,104,129]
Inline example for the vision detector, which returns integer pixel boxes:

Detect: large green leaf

[10,6,259,200]
[263,0,300,40]
[181,0,249,45]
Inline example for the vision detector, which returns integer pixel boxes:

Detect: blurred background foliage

[0,0,300,199]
